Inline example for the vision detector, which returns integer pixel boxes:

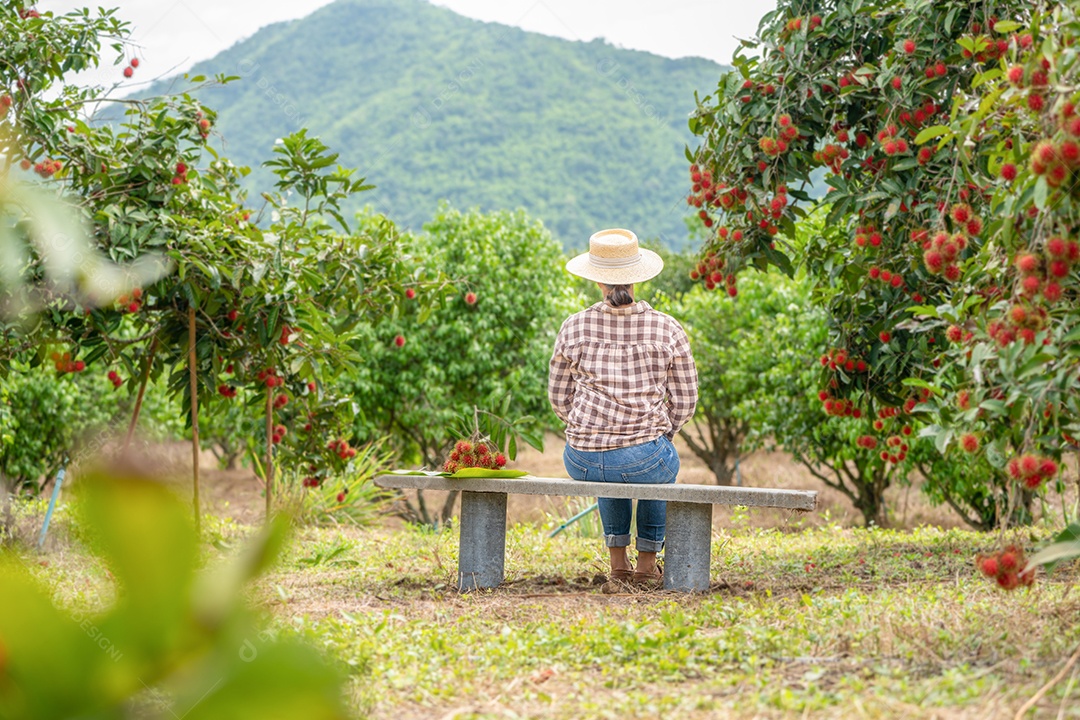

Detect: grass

[13,504,1080,719]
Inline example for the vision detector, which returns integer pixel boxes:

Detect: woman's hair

[605,284,634,307]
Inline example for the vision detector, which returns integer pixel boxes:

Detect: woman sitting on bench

[548,228,699,586]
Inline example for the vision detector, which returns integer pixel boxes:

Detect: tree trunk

[265,391,274,521]
[710,458,737,486]
[124,337,158,450]
[0,476,12,547]
[416,488,432,525]
[679,418,743,486]
[211,439,242,471]
[439,490,459,524]
[1011,487,1036,526]
[187,307,201,537]
[852,468,889,527]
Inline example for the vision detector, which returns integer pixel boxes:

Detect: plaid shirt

[549,300,698,451]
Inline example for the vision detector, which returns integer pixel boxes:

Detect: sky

[37,0,777,89]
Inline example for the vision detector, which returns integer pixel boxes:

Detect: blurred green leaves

[0,466,351,720]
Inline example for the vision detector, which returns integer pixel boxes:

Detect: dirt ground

[130,431,975,531]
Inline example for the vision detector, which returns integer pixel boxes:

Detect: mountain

[137,0,725,247]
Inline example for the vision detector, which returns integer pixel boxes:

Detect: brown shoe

[631,565,663,587]
[609,567,634,583]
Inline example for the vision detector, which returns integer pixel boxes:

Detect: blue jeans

[563,436,680,552]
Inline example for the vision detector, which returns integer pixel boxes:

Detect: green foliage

[288,440,396,528]
[133,0,724,247]
[688,0,1080,529]
[0,367,181,492]
[0,369,119,490]
[0,6,438,507]
[0,465,351,719]
[1027,522,1080,574]
[663,270,823,485]
[909,440,1031,531]
[347,206,576,502]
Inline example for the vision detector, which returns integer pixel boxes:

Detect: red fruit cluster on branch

[815,142,850,173]
[257,367,284,388]
[217,383,237,398]
[876,124,908,156]
[853,224,882,250]
[50,351,84,374]
[107,370,123,389]
[327,438,357,460]
[879,433,908,464]
[443,439,507,473]
[1006,454,1059,489]
[689,250,737,295]
[194,109,211,140]
[819,347,867,376]
[171,161,188,186]
[977,545,1034,590]
[279,324,296,346]
[117,288,143,313]
[820,394,858,418]
[982,233,1079,346]
[32,159,63,177]
[758,115,801,159]
[1006,237,1079,311]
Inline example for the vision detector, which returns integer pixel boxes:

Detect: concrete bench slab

[375,474,818,593]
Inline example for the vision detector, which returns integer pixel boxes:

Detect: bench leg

[458,491,507,592]
[664,501,712,592]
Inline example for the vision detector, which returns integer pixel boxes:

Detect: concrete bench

[374,474,818,593]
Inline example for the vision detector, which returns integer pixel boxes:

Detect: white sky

[37,0,776,89]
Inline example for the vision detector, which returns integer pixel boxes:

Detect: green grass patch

[19,511,1080,719]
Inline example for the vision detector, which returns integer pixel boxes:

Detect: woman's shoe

[631,565,663,587]
[609,567,635,583]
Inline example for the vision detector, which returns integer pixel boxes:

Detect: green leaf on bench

[387,468,530,479]
[449,468,529,479]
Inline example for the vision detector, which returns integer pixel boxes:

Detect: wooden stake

[124,337,158,450]
[188,306,201,537]
[265,390,274,521]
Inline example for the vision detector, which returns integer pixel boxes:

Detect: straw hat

[565,228,664,285]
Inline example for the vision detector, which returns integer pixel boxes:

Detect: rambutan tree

[688,0,1080,540]
[0,3,441,524]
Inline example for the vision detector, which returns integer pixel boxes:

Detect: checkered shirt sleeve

[548,300,699,451]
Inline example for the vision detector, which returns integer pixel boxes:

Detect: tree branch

[798,455,859,506]
[915,461,986,531]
